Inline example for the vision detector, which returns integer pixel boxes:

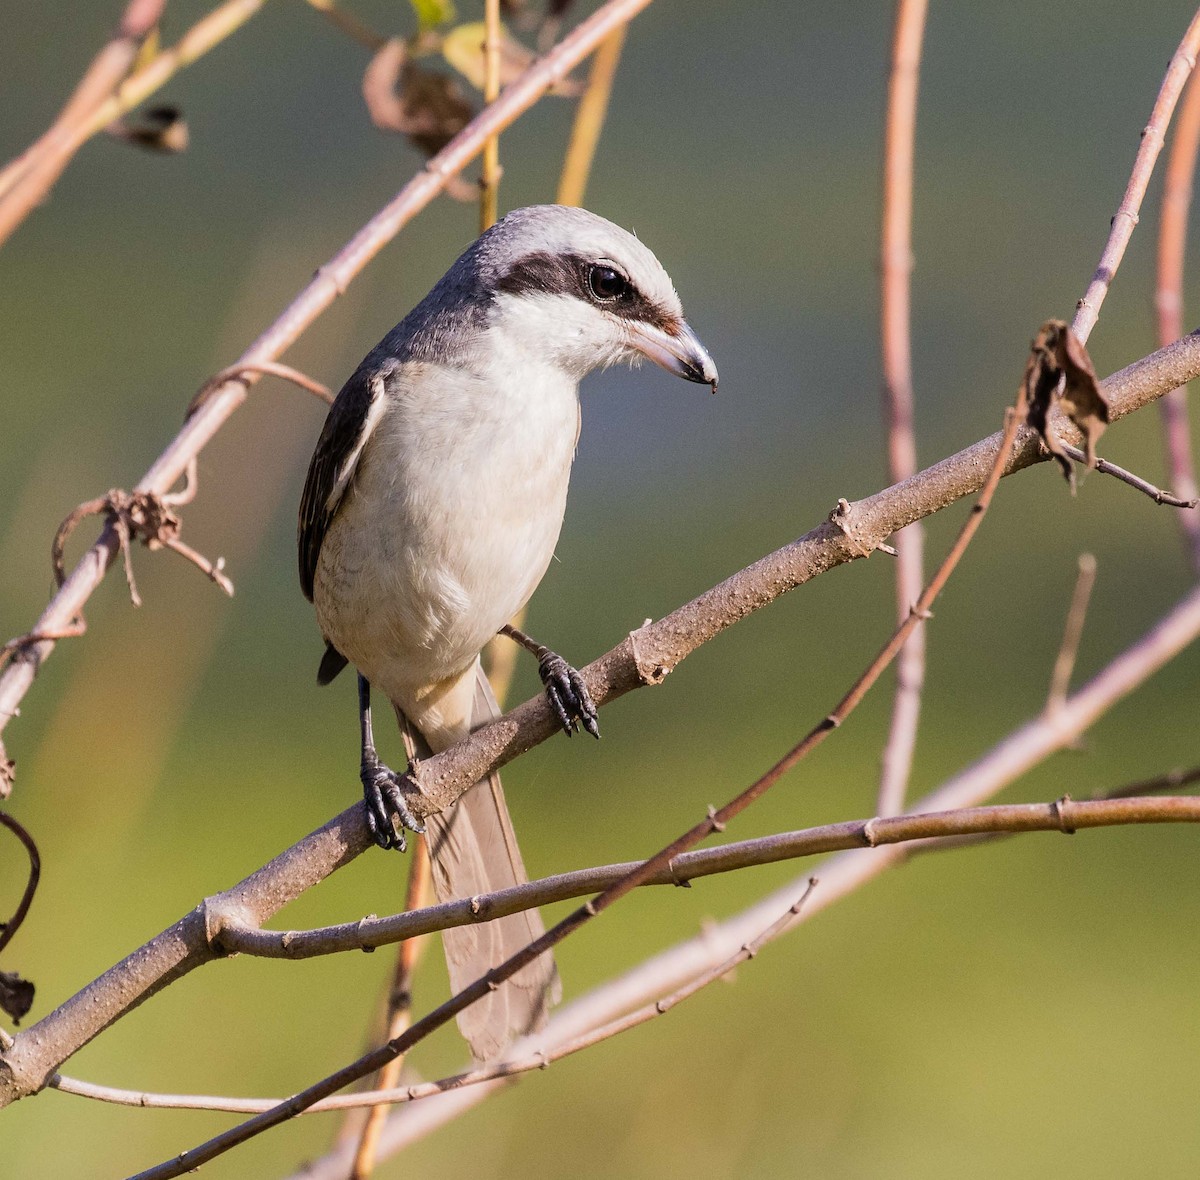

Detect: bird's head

[470,205,718,391]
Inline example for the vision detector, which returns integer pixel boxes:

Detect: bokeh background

[4,1,1200,1176]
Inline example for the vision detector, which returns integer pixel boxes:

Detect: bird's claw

[360,758,426,852]
[537,650,600,739]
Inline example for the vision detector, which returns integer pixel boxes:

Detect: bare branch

[1074,7,1200,342]
[877,0,930,818]
[1155,57,1200,568]
[1058,441,1199,507]
[51,781,1200,1118]
[0,0,272,248]
[1045,553,1097,715]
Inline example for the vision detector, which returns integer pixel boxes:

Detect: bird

[298,204,718,1060]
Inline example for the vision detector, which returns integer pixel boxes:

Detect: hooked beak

[627,318,719,393]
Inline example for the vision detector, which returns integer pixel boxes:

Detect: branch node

[828,497,878,559]
[628,623,670,685]
[861,818,881,847]
[666,857,692,888]
[706,805,726,833]
[1053,794,1078,835]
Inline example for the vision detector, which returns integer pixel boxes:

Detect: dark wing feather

[298,364,382,601]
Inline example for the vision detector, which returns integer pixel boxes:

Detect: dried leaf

[0,969,34,1024]
[442,21,580,95]
[111,105,189,153]
[1058,325,1109,467]
[409,0,456,30]
[363,39,473,157]
[1022,319,1109,488]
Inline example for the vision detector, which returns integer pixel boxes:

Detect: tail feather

[401,662,560,1061]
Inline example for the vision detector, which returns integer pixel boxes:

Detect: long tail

[398,662,560,1061]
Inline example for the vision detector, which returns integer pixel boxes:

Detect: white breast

[314,346,581,710]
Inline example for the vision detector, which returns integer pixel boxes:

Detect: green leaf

[408,0,456,32]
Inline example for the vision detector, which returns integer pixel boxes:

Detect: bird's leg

[500,623,600,739]
[358,673,425,852]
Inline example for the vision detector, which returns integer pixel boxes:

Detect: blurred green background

[3,1,1200,1176]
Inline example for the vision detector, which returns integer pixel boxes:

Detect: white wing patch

[326,373,387,512]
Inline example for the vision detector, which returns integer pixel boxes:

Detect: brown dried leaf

[1022,319,1109,487]
[363,38,474,158]
[110,105,189,153]
[1058,325,1109,467]
[0,969,34,1024]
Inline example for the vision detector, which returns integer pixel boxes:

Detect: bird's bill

[627,319,718,392]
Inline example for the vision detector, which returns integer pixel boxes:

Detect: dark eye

[588,264,629,302]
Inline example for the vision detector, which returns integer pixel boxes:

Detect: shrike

[299,204,717,1059]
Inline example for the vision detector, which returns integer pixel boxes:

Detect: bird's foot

[537,650,600,739]
[360,757,426,852]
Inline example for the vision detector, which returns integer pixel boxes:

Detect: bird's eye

[588,264,629,302]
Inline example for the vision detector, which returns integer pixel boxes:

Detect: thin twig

[0,0,269,249]
[303,0,386,52]
[877,0,929,818]
[1073,6,1200,343]
[1058,440,1199,507]
[0,813,40,959]
[0,0,165,212]
[54,881,822,1114]
[59,782,1200,1120]
[556,26,626,206]
[1045,553,1097,716]
[1155,61,1200,569]
[479,0,503,233]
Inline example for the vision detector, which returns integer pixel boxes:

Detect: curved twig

[0,813,40,959]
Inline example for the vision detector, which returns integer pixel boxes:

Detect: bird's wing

[298,364,388,601]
